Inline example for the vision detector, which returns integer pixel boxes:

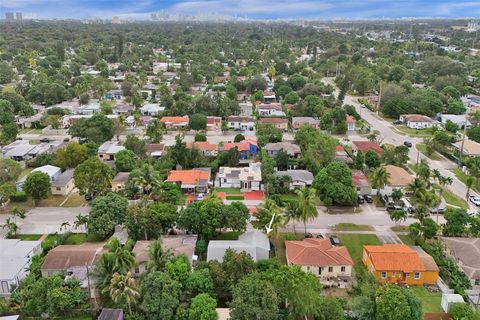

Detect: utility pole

[376,82,382,115]
[459,123,468,167]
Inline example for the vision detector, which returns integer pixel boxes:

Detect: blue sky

[1,0,480,20]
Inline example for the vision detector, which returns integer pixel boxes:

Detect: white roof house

[16,165,62,191]
[140,104,164,116]
[207,230,270,262]
[440,114,471,128]
[97,141,125,161]
[274,170,314,189]
[0,239,42,296]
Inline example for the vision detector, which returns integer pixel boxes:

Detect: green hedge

[10,191,28,202]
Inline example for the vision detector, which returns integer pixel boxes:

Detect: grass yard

[19,167,34,178]
[211,231,242,241]
[226,195,244,200]
[38,195,68,207]
[214,188,242,194]
[416,144,443,161]
[16,234,43,241]
[441,188,468,209]
[62,193,86,207]
[279,193,299,203]
[398,234,416,246]
[393,126,435,137]
[41,234,60,251]
[332,223,374,231]
[19,128,44,134]
[391,225,409,232]
[409,286,442,313]
[338,234,381,267]
[272,232,305,264]
[452,168,480,193]
[63,233,104,244]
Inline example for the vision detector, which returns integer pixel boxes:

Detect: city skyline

[1,0,480,21]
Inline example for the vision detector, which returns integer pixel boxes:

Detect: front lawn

[398,234,416,246]
[62,193,86,207]
[409,286,442,313]
[226,195,244,200]
[332,223,374,231]
[393,126,435,137]
[440,188,468,209]
[214,188,242,194]
[416,144,442,161]
[452,168,479,193]
[63,233,104,244]
[391,225,409,232]
[338,234,381,267]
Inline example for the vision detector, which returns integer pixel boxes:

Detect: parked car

[197,193,204,201]
[357,196,365,204]
[330,235,341,246]
[467,211,478,217]
[363,195,373,203]
[430,207,445,214]
[40,138,50,143]
[393,120,402,125]
[304,233,314,238]
[387,205,404,212]
[469,195,480,206]
[315,234,324,238]
[403,141,412,148]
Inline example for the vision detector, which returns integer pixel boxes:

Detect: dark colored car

[363,195,373,203]
[315,234,324,238]
[393,120,403,125]
[40,138,50,143]
[357,196,365,204]
[404,141,413,148]
[330,235,341,246]
[304,233,314,238]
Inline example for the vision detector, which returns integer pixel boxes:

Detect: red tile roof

[160,116,189,124]
[402,114,433,123]
[286,238,353,266]
[364,244,427,273]
[166,170,210,185]
[223,142,250,152]
[187,141,218,152]
[352,141,382,154]
[352,170,369,188]
[346,115,356,124]
[207,116,222,124]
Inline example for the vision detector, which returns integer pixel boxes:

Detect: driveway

[0,207,89,237]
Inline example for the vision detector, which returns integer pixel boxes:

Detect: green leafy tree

[230,272,279,320]
[88,193,128,238]
[68,113,113,143]
[449,303,474,320]
[115,149,136,172]
[146,119,164,143]
[189,113,207,130]
[443,208,470,237]
[54,142,88,169]
[375,285,422,320]
[141,271,182,320]
[23,171,51,205]
[317,297,346,320]
[188,294,217,320]
[313,161,357,205]
[0,158,21,184]
[187,269,215,298]
[365,150,381,169]
[124,134,146,157]
[354,152,365,170]
[74,157,113,198]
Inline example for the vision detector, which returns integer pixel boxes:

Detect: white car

[196,193,204,201]
[469,196,480,206]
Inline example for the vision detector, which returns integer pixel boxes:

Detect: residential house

[351,140,382,155]
[214,76,228,84]
[346,115,356,131]
[263,91,276,103]
[105,90,123,100]
[132,235,198,276]
[98,309,124,320]
[160,116,189,129]
[41,243,105,298]
[264,141,301,158]
[227,116,255,131]
[145,143,165,158]
[274,170,313,190]
[207,230,270,262]
[363,244,439,285]
[111,172,130,192]
[1,140,63,161]
[442,237,480,289]
[384,165,413,194]
[222,140,258,160]
[335,146,353,164]
[285,238,353,286]
[452,140,480,158]
[97,141,125,161]
[256,104,286,117]
[78,103,101,115]
[15,112,43,129]
[140,104,164,116]
[0,239,42,296]
[207,116,222,131]
[352,170,371,196]
[440,114,471,129]
[113,104,134,115]
[216,163,262,192]
[399,114,439,129]
[291,117,320,130]
[187,141,218,157]
[50,169,75,196]
[16,165,61,192]
[166,168,211,194]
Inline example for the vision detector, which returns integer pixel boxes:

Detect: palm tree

[466,176,475,199]
[95,252,116,293]
[407,178,427,197]
[370,166,390,196]
[131,163,161,195]
[417,159,431,187]
[253,199,285,238]
[73,214,89,232]
[105,272,139,314]
[11,207,27,219]
[296,188,318,233]
[148,239,173,272]
[107,237,136,273]
[285,200,300,234]
[391,188,404,203]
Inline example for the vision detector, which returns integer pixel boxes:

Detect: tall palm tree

[466,176,475,199]
[131,163,161,195]
[370,166,390,195]
[107,237,136,273]
[95,252,116,293]
[253,199,284,238]
[148,239,173,272]
[417,159,431,187]
[407,178,427,197]
[105,272,140,315]
[73,214,89,231]
[285,200,300,234]
[296,188,318,233]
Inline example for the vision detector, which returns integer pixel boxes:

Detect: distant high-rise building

[16,12,22,21]
[5,12,14,20]
[112,16,120,24]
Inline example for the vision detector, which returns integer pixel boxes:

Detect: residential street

[323,77,479,212]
